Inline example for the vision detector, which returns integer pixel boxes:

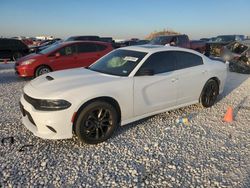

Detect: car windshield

[89,49,147,76]
[39,43,63,54]
[150,36,172,45]
[214,35,235,42]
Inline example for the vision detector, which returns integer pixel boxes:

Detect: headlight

[36,99,71,111]
[24,94,71,111]
[20,59,36,66]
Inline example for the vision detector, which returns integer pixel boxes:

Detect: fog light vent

[46,126,57,133]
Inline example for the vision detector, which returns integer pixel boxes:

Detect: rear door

[75,43,100,67]
[173,51,208,105]
[134,51,178,116]
[75,43,108,67]
[48,44,78,70]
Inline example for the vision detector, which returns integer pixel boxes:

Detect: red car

[15,41,113,77]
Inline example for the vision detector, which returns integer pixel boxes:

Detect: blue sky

[0,0,249,39]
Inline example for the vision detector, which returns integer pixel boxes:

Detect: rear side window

[139,51,177,74]
[174,51,203,69]
[96,44,107,51]
[77,43,97,53]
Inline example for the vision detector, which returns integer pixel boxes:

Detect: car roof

[156,34,186,38]
[61,40,111,46]
[120,45,198,54]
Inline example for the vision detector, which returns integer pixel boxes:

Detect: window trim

[135,50,204,76]
[135,51,178,76]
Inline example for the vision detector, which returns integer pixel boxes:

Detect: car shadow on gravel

[0,72,31,84]
[217,71,249,101]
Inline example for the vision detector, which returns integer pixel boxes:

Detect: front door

[49,44,78,70]
[133,51,178,116]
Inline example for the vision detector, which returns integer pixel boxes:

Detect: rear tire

[75,101,118,144]
[35,65,51,77]
[200,79,219,108]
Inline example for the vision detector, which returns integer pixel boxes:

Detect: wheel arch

[72,96,121,132]
[34,64,53,75]
[199,77,220,102]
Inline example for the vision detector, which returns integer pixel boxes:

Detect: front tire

[35,65,51,77]
[75,101,118,144]
[200,79,219,108]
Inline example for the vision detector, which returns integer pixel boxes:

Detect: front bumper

[15,65,34,77]
[20,94,73,139]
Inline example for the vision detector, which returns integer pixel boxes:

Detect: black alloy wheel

[75,101,118,144]
[201,79,219,108]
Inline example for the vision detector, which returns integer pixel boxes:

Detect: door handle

[202,70,208,74]
[171,78,178,82]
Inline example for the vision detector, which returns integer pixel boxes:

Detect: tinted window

[174,51,203,69]
[77,43,97,53]
[0,39,10,48]
[16,40,27,48]
[58,45,76,56]
[139,51,177,74]
[178,36,188,45]
[96,44,107,51]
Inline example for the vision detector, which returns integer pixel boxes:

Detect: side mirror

[55,52,60,58]
[136,68,154,76]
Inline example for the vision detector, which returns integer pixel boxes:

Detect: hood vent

[46,75,54,81]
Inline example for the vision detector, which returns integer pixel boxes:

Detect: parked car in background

[15,41,113,77]
[29,38,62,53]
[200,38,210,42]
[20,45,227,144]
[205,35,245,57]
[0,38,29,61]
[150,34,206,53]
[65,36,100,42]
[100,37,113,43]
[114,40,138,48]
[221,40,250,73]
[12,37,35,47]
[136,40,150,45]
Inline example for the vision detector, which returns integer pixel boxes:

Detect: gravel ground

[0,62,250,187]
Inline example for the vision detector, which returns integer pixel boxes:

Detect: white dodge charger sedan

[20,45,227,144]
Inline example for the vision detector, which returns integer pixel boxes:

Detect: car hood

[17,53,43,62]
[25,68,121,98]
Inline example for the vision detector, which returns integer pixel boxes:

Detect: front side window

[174,51,203,69]
[89,49,147,76]
[138,51,177,74]
[39,43,63,55]
[58,45,76,56]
